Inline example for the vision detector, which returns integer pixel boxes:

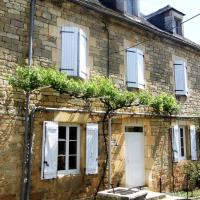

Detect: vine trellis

[9,66,180,199]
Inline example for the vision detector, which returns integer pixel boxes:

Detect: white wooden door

[125,131,145,187]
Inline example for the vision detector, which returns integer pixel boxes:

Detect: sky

[140,0,200,44]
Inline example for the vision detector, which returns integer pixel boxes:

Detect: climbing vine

[9,66,180,198]
[9,66,180,115]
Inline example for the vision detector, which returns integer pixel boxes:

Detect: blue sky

[140,0,200,44]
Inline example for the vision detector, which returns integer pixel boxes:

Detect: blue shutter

[127,48,144,89]
[172,125,180,162]
[61,27,79,76]
[137,49,145,89]
[190,125,197,160]
[79,29,87,79]
[174,60,188,96]
[127,48,137,88]
[86,123,98,174]
[41,121,58,179]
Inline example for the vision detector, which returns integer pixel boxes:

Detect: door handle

[44,161,49,167]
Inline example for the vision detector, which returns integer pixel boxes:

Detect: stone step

[145,191,166,200]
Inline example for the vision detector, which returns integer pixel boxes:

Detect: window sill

[57,170,80,178]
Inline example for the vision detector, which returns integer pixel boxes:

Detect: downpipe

[20,0,36,200]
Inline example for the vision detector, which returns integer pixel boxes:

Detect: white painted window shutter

[190,125,197,160]
[127,48,144,89]
[86,123,98,175]
[127,48,137,88]
[79,29,87,79]
[174,60,188,96]
[137,49,145,89]
[41,121,58,180]
[61,27,79,77]
[172,125,180,162]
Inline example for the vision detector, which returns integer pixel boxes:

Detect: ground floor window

[42,122,80,179]
[173,125,198,162]
[57,125,80,175]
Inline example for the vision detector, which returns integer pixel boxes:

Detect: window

[172,125,198,162]
[174,60,188,96]
[172,125,186,161]
[41,122,80,179]
[57,126,80,175]
[60,27,87,79]
[126,48,145,89]
[125,126,143,133]
[41,122,99,180]
[127,0,134,15]
[179,127,186,159]
[126,0,139,16]
[174,18,182,35]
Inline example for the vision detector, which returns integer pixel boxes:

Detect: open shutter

[190,125,197,160]
[61,27,79,76]
[172,125,180,162]
[127,48,137,88]
[137,49,145,89]
[79,29,87,79]
[41,121,58,179]
[86,123,98,175]
[174,60,188,96]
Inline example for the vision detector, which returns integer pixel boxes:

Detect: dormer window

[100,0,140,17]
[146,5,185,36]
[127,0,134,15]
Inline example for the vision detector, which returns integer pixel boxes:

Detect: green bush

[182,161,200,190]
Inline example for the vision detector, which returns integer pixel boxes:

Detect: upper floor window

[60,27,87,79]
[127,0,134,15]
[174,60,188,96]
[174,17,182,35]
[126,0,139,16]
[126,48,145,89]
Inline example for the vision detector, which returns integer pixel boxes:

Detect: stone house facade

[0,0,200,200]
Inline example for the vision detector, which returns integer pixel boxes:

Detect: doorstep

[145,190,166,200]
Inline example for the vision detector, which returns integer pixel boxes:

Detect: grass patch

[174,189,200,198]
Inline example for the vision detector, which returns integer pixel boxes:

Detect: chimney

[116,0,140,17]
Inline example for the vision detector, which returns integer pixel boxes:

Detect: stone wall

[0,0,200,199]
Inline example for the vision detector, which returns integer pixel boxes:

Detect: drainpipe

[108,117,112,188]
[102,21,110,78]
[20,0,36,200]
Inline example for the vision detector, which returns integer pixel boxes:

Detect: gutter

[28,106,200,119]
[69,0,200,52]
[20,0,36,200]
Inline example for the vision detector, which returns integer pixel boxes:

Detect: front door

[125,127,145,187]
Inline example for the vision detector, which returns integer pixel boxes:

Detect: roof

[69,0,200,51]
[84,0,101,6]
[145,5,185,20]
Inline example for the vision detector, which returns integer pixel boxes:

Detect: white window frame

[174,17,182,35]
[179,126,186,160]
[57,125,80,176]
